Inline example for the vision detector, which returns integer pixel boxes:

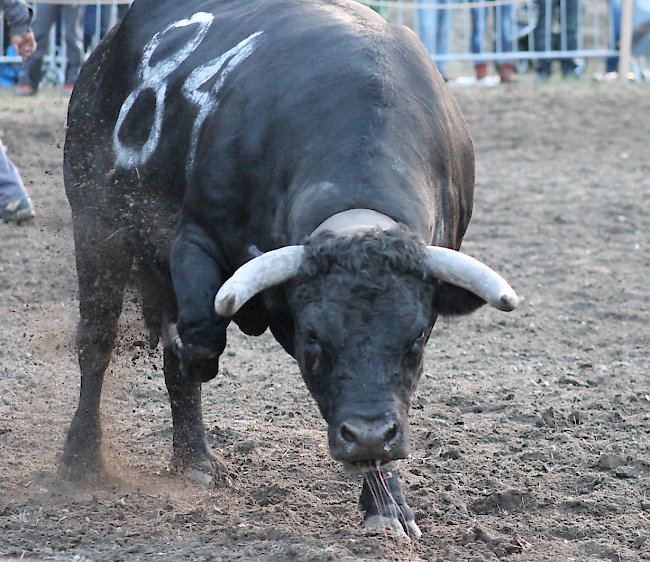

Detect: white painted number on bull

[182,31,263,172]
[113,12,214,168]
[113,13,262,170]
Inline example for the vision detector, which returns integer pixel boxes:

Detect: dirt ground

[1,75,650,562]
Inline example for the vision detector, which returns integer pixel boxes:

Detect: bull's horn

[214,245,305,317]
[426,246,518,311]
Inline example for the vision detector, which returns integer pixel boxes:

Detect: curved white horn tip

[215,292,237,317]
[496,291,518,312]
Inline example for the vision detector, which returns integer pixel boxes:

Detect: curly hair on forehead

[296,226,431,286]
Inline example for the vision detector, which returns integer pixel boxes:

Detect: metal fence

[1,0,648,84]
[361,0,648,78]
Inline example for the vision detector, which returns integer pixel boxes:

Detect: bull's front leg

[167,221,230,484]
[360,468,422,539]
[163,348,229,485]
[170,221,228,381]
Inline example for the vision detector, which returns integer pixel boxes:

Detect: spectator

[1,0,35,58]
[100,3,129,34]
[471,0,515,83]
[417,0,453,81]
[0,139,34,223]
[0,0,36,223]
[15,3,86,95]
[534,0,580,81]
[605,0,621,75]
[85,3,129,49]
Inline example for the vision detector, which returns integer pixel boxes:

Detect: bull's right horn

[426,246,518,312]
[214,245,305,317]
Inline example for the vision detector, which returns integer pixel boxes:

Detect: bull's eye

[306,328,319,345]
[409,331,427,355]
[304,329,322,356]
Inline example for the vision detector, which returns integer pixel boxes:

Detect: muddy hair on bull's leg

[58,209,136,484]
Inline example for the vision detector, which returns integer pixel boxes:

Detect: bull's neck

[311,209,398,237]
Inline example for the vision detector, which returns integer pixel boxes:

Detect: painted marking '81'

[113,12,262,171]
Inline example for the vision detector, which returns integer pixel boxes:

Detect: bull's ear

[433,281,487,316]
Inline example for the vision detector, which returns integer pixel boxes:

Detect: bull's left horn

[215,245,305,317]
[426,246,518,311]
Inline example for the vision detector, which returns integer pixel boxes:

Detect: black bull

[62,0,517,536]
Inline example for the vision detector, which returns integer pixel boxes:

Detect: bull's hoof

[363,514,422,539]
[359,468,422,539]
[181,466,232,488]
[56,458,118,491]
[170,452,232,488]
[56,449,106,487]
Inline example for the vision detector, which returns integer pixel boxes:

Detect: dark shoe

[475,63,488,81]
[1,197,35,223]
[15,84,37,96]
[535,73,551,84]
[498,63,515,83]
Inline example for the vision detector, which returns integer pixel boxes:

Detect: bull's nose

[334,417,404,461]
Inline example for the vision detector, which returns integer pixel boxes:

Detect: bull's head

[214,211,517,470]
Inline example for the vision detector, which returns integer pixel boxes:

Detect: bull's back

[65,0,472,265]
[64,0,390,217]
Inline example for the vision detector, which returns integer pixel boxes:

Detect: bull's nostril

[340,424,357,445]
[334,418,404,461]
[384,422,398,444]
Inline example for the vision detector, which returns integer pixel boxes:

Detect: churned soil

[1,77,650,562]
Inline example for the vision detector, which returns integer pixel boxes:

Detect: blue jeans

[417,0,453,78]
[606,0,621,73]
[471,0,513,66]
[534,0,579,75]
[0,139,29,207]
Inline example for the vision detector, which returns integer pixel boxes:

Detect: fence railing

[1,0,648,83]
[360,0,615,65]
[360,0,648,78]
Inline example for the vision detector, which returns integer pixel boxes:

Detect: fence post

[618,0,634,81]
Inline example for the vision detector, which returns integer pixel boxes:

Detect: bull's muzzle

[329,415,407,463]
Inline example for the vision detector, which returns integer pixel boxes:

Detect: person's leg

[605,0,621,72]
[100,5,111,35]
[0,140,27,207]
[84,6,97,50]
[435,0,452,79]
[100,4,125,35]
[0,139,34,222]
[496,2,515,81]
[17,4,60,92]
[496,2,514,54]
[417,0,448,80]
[63,5,86,87]
[534,0,552,78]
[561,0,579,75]
[117,4,130,20]
[417,0,436,56]
[471,0,488,78]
